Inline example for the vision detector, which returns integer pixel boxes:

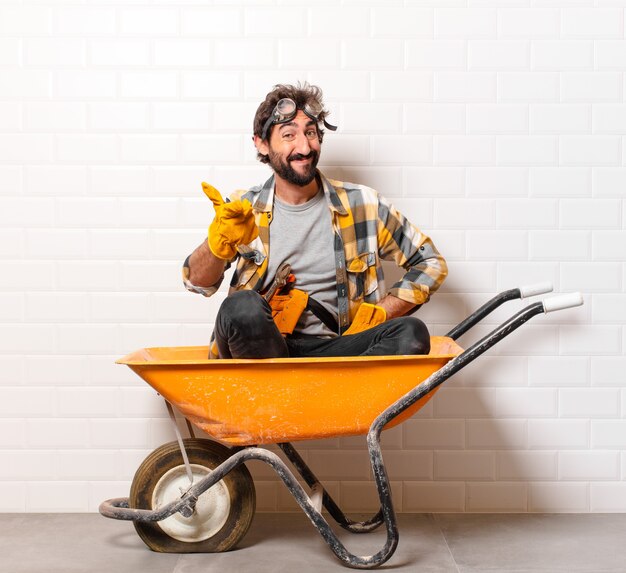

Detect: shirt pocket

[346,252,378,301]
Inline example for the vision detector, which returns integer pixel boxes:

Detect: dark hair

[253,82,328,164]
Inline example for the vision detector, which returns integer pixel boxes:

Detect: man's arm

[187,240,226,288]
[376,294,416,320]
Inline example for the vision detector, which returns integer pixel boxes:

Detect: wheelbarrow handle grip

[543,292,584,313]
[519,281,553,298]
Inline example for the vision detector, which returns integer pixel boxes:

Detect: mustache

[288,151,317,162]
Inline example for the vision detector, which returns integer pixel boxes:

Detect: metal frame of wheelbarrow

[100,284,583,569]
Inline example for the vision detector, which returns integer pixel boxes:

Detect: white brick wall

[0,1,624,515]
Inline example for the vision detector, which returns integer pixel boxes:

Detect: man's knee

[393,317,430,355]
[218,290,266,325]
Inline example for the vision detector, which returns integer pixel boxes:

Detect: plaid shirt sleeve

[376,193,447,306]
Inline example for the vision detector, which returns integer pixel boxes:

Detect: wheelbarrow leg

[278,442,384,534]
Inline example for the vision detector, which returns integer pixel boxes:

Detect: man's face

[262,110,322,187]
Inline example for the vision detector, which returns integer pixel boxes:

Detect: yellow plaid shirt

[183,171,447,355]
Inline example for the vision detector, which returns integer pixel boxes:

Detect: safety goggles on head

[261,98,337,140]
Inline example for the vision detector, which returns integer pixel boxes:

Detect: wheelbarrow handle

[542,291,584,313]
[519,281,553,298]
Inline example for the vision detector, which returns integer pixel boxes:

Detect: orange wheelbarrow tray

[100,285,583,569]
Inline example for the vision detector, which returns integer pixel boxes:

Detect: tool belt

[263,263,339,336]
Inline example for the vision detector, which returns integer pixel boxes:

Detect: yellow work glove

[343,303,387,336]
[203,182,259,261]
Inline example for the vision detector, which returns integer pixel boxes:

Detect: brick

[435,8,497,37]
[309,6,369,37]
[88,103,149,131]
[119,7,178,35]
[468,420,527,450]
[435,451,495,481]
[57,198,119,228]
[55,70,116,99]
[0,6,51,36]
[0,420,24,447]
[213,102,258,132]
[57,325,119,354]
[529,483,588,512]
[24,102,86,131]
[467,231,528,261]
[56,135,118,162]
[244,8,306,37]
[0,166,22,195]
[181,8,241,37]
[154,40,212,67]
[0,229,22,259]
[528,420,589,449]
[380,451,433,480]
[25,167,86,198]
[182,71,241,100]
[591,357,626,386]
[405,167,465,197]
[592,294,626,325]
[529,231,590,261]
[53,7,115,35]
[27,419,89,448]
[0,388,55,417]
[90,167,149,196]
[0,101,20,130]
[498,451,557,480]
[531,41,593,70]
[530,104,591,134]
[434,198,494,228]
[90,229,150,259]
[561,73,623,102]
[0,38,19,66]
[444,261,497,293]
[403,482,465,512]
[596,41,626,69]
[306,71,370,101]
[57,261,118,291]
[373,72,433,102]
[561,199,621,229]
[372,7,433,37]
[559,388,620,418]
[469,40,528,70]
[0,134,52,161]
[57,450,119,480]
[591,484,626,512]
[560,451,619,480]
[0,197,55,228]
[435,136,496,165]
[90,39,150,67]
[153,103,211,131]
[458,355,528,388]
[215,40,275,68]
[562,8,623,38]
[593,105,626,134]
[497,388,557,418]
[467,167,528,197]
[405,104,465,133]
[0,483,25,512]
[25,356,87,387]
[593,231,626,261]
[560,325,621,356]
[120,387,166,417]
[435,72,496,102]
[180,135,243,164]
[341,103,402,134]
[307,451,371,480]
[528,356,590,387]
[120,136,178,163]
[340,481,403,513]
[593,421,626,448]
[403,419,465,449]
[90,419,150,449]
[498,136,558,166]
[498,73,559,102]
[496,199,557,229]
[121,261,181,291]
[26,292,89,322]
[120,72,178,99]
[91,293,151,323]
[342,39,403,69]
[561,136,621,166]
[1,262,55,291]
[467,104,527,134]
[468,483,528,513]
[0,292,22,321]
[406,40,466,69]
[498,9,560,37]
[57,388,119,418]
[24,38,85,66]
[312,135,369,166]
[562,262,621,293]
[371,135,432,165]
[434,388,496,418]
[530,167,590,197]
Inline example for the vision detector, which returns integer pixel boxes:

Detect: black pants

[214,290,430,359]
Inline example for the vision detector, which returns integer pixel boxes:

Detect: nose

[294,131,311,155]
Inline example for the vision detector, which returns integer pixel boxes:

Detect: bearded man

[183,82,447,359]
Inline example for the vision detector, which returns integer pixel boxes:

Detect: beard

[267,147,319,187]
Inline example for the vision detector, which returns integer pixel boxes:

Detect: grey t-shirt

[261,190,338,337]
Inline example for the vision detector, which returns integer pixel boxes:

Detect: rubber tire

[130,438,256,553]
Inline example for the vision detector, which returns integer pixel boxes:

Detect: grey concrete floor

[2,513,626,572]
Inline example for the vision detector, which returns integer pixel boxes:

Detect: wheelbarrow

[100,284,583,569]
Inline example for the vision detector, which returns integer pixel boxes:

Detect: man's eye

[282,133,295,141]
[306,130,318,139]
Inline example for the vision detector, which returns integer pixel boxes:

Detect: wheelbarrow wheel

[129,438,255,553]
